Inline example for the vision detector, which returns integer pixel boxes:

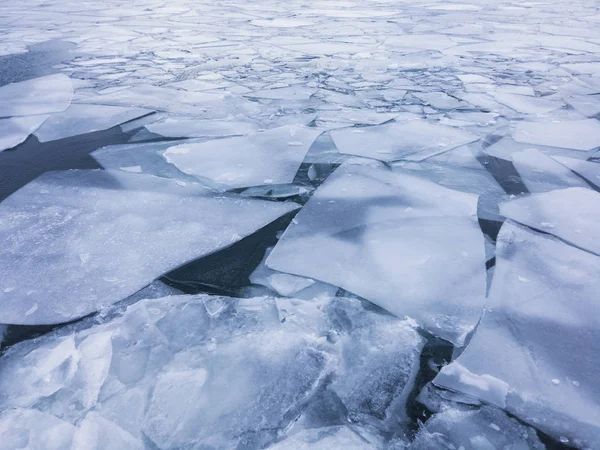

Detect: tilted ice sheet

[434,222,600,448]
[0,114,49,152]
[34,104,151,142]
[391,145,506,222]
[0,294,422,449]
[267,163,486,345]
[329,120,479,162]
[552,155,600,189]
[511,148,589,193]
[163,125,321,189]
[513,119,600,151]
[0,170,299,325]
[500,187,600,255]
[0,74,73,117]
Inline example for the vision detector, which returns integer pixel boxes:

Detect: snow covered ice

[1,0,600,446]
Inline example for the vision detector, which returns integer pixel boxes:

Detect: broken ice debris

[434,221,600,448]
[267,162,486,345]
[0,114,48,152]
[163,125,321,189]
[33,104,151,142]
[500,187,600,255]
[329,119,479,162]
[513,119,600,151]
[511,148,589,193]
[0,294,421,449]
[0,74,73,117]
[409,405,545,449]
[0,170,298,325]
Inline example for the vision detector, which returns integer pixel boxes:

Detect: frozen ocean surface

[0,0,599,447]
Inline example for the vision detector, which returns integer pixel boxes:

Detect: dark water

[0,39,77,87]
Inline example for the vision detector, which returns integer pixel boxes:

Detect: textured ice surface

[0,294,421,449]
[0,74,73,117]
[513,119,600,151]
[1,0,600,445]
[500,187,600,255]
[33,104,151,142]
[163,125,321,188]
[0,114,48,152]
[511,148,589,193]
[0,170,298,325]
[329,120,479,162]
[434,222,600,448]
[268,163,486,345]
[410,405,545,450]
[268,426,377,449]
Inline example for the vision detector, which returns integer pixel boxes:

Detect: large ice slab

[267,163,486,345]
[0,74,73,117]
[513,119,600,151]
[33,104,151,142]
[511,148,589,192]
[434,222,600,448]
[0,294,421,449]
[329,120,479,162]
[0,114,48,152]
[500,187,600,255]
[0,170,299,325]
[163,125,321,189]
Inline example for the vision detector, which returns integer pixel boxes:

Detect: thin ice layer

[511,148,588,193]
[552,155,600,189]
[267,163,486,345]
[0,170,298,325]
[34,104,151,142]
[499,187,600,255]
[0,74,73,117]
[145,117,257,138]
[163,125,321,188]
[329,120,479,162]
[434,222,600,448]
[0,114,49,152]
[0,295,421,449]
[513,119,600,151]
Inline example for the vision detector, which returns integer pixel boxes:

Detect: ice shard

[434,222,600,448]
[163,125,321,189]
[267,163,486,345]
